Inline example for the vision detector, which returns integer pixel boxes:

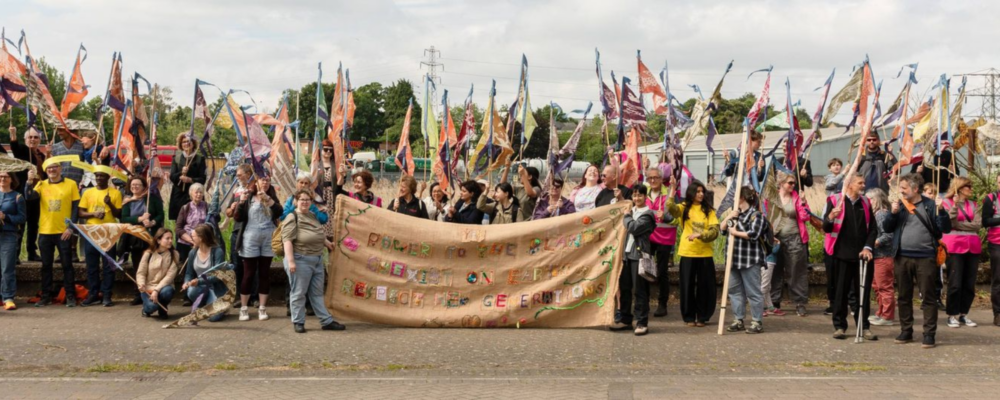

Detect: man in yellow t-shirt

[27,158,81,307]
[79,167,123,307]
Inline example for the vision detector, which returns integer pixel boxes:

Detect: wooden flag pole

[717,123,751,335]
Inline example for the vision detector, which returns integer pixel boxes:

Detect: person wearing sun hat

[78,165,124,307]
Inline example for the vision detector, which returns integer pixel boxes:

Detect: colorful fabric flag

[422,74,439,151]
[636,51,667,115]
[783,78,803,171]
[683,61,732,148]
[111,101,136,172]
[395,99,415,176]
[595,49,619,120]
[855,61,877,136]
[619,76,646,132]
[71,222,153,252]
[619,126,641,187]
[822,63,865,126]
[433,91,458,188]
[452,85,475,172]
[745,66,773,128]
[895,82,915,171]
[802,69,836,151]
[550,102,591,180]
[22,57,67,131]
[515,55,539,150]
[59,44,87,118]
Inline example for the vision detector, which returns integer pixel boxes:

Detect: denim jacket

[0,190,27,233]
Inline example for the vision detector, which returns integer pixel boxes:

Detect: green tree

[351,82,385,141]
[382,79,421,143]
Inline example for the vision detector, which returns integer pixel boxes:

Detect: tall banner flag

[683,61,733,148]
[745,66,773,129]
[433,90,458,189]
[802,69,836,151]
[515,55,539,153]
[395,99,415,176]
[636,51,667,115]
[822,63,865,126]
[263,97,296,200]
[595,49,618,121]
[619,126,641,187]
[59,44,88,118]
[327,196,628,328]
[453,85,475,173]
[422,74,440,151]
[619,76,646,132]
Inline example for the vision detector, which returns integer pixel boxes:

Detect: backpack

[489,201,519,224]
[750,212,775,253]
[271,213,297,257]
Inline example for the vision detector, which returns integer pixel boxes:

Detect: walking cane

[854,259,867,344]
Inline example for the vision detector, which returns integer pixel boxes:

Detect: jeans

[0,231,18,301]
[38,234,74,299]
[615,259,651,327]
[728,266,764,322]
[896,256,940,336]
[141,285,175,317]
[286,254,334,326]
[679,257,717,323]
[83,240,116,300]
[946,252,979,316]
[186,284,225,322]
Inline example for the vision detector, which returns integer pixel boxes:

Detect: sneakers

[34,297,51,307]
[823,307,833,315]
[762,308,769,317]
[894,331,914,344]
[868,315,894,326]
[960,316,977,327]
[634,325,649,336]
[695,321,706,327]
[609,322,633,331]
[294,323,306,333]
[947,316,961,328]
[3,300,15,310]
[726,320,745,332]
[795,305,807,317]
[66,299,76,308]
[770,308,786,317]
[862,329,879,341]
[922,335,936,349]
[239,307,250,321]
[746,321,763,334]
[321,320,347,331]
[832,329,846,339]
[653,304,668,317]
[80,296,101,307]
[258,307,269,321]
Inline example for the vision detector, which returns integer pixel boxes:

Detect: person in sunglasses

[857,133,897,194]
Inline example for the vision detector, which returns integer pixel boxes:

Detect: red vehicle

[155,145,177,168]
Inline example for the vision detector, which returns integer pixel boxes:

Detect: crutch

[854,259,867,344]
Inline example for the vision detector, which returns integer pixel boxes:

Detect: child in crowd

[825,158,844,196]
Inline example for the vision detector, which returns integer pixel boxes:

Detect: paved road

[1,303,999,398]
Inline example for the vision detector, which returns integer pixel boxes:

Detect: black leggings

[242,256,272,296]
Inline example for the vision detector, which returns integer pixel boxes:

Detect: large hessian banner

[327,196,628,328]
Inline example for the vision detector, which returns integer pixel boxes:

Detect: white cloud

[3,0,998,127]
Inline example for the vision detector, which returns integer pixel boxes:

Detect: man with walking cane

[822,172,878,341]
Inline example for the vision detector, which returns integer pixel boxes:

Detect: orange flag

[619,127,641,187]
[60,45,87,118]
[637,54,667,115]
[394,100,415,176]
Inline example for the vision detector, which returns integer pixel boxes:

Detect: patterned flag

[802,69,836,151]
[452,85,475,172]
[895,81,915,171]
[130,73,150,159]
[433,91,458,188]
[822,63,865,126]
[783,78,803,171]
[193,82,211,122]
[469,82,511,176]
[106,53,125,112]
[636,52,667,115]
[683,61,733,148]
[59,44,88,118]
[0,44,26,110]
[111,101,136,172]
[515,55,538,149]
[855,62,877,137]
[619,76,646,131]
[745,66,772,128]
[22,59,67,131]
[595,49,618,120]
[552,102,591,178]
[394,99,415,176]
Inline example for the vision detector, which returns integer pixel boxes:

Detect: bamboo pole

[717,123,751,335]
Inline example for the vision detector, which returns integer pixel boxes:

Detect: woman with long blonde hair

[942,176,982,328]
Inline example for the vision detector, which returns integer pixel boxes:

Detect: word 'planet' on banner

[327,196,628,328]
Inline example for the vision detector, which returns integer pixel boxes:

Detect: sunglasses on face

[323,148,334,152]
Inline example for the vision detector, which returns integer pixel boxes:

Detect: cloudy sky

[3,0,995,127]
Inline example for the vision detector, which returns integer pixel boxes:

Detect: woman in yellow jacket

[667,180,720,327]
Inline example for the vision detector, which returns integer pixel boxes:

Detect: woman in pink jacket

[767,172,812,317]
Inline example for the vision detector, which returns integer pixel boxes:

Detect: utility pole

[420,46,444,105]
[958,68,1000,121]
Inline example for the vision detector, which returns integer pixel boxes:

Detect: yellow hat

[92,165,129,182]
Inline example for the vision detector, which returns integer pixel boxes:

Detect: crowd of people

[1,123,998,346]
